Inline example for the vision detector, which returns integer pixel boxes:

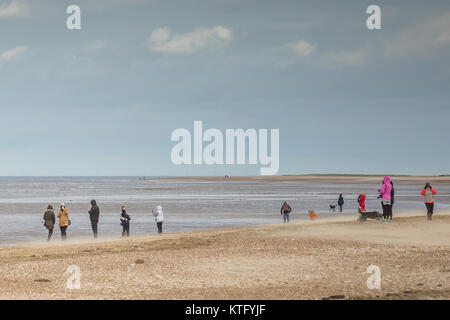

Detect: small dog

[308,210,317,221]
[358,208,383,222]
[329,205,336,212]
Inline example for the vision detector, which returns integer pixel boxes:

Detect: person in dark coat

[280,201,292,223]
[390,181,395,221]
[88,199,100,238]
[338,194,344,212]
[120,205,131,237]
[43,204,56,241]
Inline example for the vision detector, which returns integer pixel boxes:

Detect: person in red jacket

[358,192,366,212]
[421,183,437,221]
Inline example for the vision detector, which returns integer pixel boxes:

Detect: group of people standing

[43,200,165,241]
[43,203,71,240]
[368,176,436,222]
[279,176,438,223]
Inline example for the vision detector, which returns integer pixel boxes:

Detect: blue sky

[0,0,449,176]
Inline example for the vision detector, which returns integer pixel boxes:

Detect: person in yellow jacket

[57,203,70,240]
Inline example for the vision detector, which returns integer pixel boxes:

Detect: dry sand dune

[0,211,448,300]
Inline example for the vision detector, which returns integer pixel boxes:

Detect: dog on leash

[329,204,336,212]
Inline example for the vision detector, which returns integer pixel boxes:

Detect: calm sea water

[0,177,449,245]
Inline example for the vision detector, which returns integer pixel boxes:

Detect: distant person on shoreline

[88,199,100,238]
[338,194,344,212]
[378,176,393,223]
[280,201,292,223]
[152,205,164,234]
[43,204,55,241]
[421,183,437,221]
[120,205,131,237]
[358,192,366,212]
[57,203,70,239]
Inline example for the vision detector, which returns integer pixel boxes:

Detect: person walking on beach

[88,199,100,238]
[378,176,393,223]
[152,205,164,234]
[57,203,70,239]
[43,204,55,241]
[280,201,292,223]
[120,205,131,237]
[421,183,437,221]
[358,192,366,212]
[338,194,344,212]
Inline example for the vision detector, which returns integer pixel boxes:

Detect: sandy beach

[0,210,448,300]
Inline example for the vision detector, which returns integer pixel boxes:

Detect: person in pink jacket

[378,176,393,222]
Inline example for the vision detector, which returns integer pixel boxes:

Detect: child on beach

[57,203,70,239]
[43,204,55,241]
[120,205,131,237]
[421,183,437,221]
[358,192,366,212]
[152,205,164,234]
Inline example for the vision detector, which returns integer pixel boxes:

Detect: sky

[0,0,449,176]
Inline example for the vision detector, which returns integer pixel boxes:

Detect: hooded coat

[358,194,366,212]
[120,210,131,226]
[88,199,100,222]
[338,194,344,206]
[379,176,392,200]
[153,205,164,223]
[43,205,55,229]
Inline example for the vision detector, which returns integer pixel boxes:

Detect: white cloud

[285,40,316,57]
[0,45,29,63]
[0,1,29,18]
[327,46,369,67]
[385,12,450,57]
[148,26,232,54]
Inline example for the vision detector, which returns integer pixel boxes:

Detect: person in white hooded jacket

[152,205,164,234]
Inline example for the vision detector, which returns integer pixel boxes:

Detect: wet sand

[0,210,448,300]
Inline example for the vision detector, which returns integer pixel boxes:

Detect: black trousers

[157,222,163,234]
[382,204,392,220]
[60,226,68,239]
[47,228,53,241]
[122,224,130,237]
[91,220,98,238]
[425,203,434,220]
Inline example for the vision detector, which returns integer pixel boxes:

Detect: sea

[0,176,449,245]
